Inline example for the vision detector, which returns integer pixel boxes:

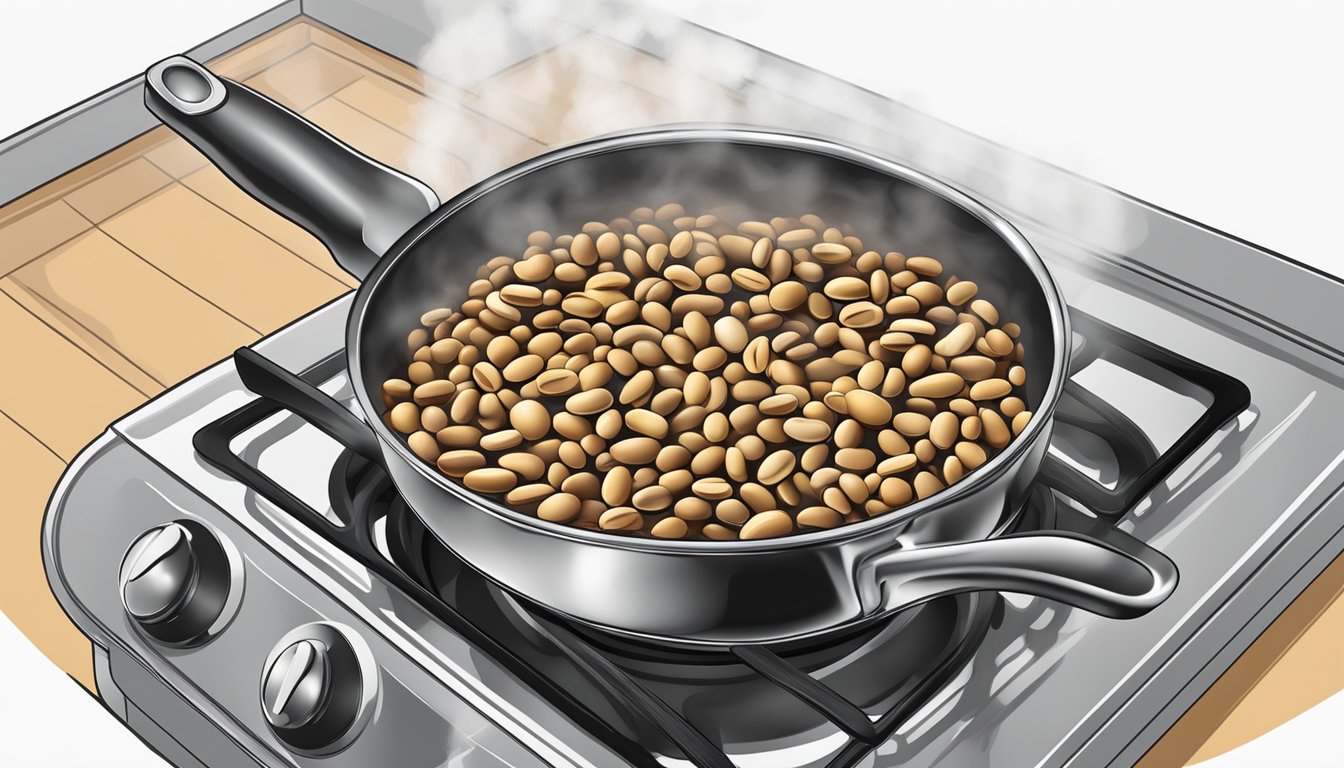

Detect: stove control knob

[119,520,238,646]
[261,623,377,755]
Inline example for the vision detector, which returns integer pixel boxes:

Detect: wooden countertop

[0,16,1336,765]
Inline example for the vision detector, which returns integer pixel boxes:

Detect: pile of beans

[381,205,1031,541]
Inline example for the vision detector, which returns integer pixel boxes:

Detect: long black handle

[144,56,438,279]
[234,347,382,462]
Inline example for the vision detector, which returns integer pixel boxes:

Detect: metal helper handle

[144,56,438,278]
[867,530,1178,619]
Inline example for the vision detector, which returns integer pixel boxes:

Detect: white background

[1,1,1340,766]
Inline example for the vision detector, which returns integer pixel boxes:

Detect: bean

[463,468,518,493]
[945,280,977,306]
[390,402,420,434]
[824,276,869,300]
[908,372,966,399]
[740,510,794,540]
[538,493,582,522]
[970,378,1012,400]
[905,256,943,276]
[768,281,808,312]
[611,437,660,464]
[893,412,932,437]
[844,390,893,427]
[758,450,797,485]
[838,301,884,329]
[625,409,669,438]
[650,517,688,539]
[783,417,831,443]
[567,388,614,415]
[933,322,978,357]
[508,400,550,440]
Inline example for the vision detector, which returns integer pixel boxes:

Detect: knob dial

[261,623,376,755]
[119,520,238,646]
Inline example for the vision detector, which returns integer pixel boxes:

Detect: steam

[406,0,1141,264]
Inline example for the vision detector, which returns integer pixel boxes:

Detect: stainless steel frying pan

[145,55,1176,647]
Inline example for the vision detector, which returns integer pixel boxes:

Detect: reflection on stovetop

[192,306,1248,767]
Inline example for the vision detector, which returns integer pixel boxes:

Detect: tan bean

[905,256,943,276]
[538,493,582,522]
[837,301,883,329]
[740,510,794,540]
[969,378,1012,400]
[611,437,660,464]
[463,468,518,493]
[768,281,808,312]
[783,417,831,443]
[893,412,932,437]
[933,322,978,357]
[970,299,1000,325]
[390,402,421,434]
[599,506,642,531]
[650,517,688,539]
[758,450,797,485]
[567,388,614,415]
[908,372,966,399]
[625,409,669,438]
[945,280,977,306]
[844,390,893,427]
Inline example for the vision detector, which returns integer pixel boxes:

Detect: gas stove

[37,23,1344,758]
[42,183,1344,767]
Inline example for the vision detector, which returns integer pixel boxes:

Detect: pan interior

[357,136,1057,524]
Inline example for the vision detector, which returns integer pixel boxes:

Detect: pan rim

[347,124,1072,554]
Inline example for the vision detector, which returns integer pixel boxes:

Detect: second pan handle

[145,56,438,279]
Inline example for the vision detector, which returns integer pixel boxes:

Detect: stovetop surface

[45,191,1344,767]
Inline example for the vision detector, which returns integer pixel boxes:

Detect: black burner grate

[194,308,1248,767]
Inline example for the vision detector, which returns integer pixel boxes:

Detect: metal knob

[260,623,377,755]
[119,520,238,646]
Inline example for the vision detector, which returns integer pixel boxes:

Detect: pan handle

[144,56,438,279]
[865,529,1178,619]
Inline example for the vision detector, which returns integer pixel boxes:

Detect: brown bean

[783,418,831,443]
[625,409,669,438]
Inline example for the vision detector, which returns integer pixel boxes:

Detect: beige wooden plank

[0,131,167,226]
[244,44,366,112]
[0,288,145,459]
[302,96,468,200]
[178,166,358,288]
[0,277,163,396]
[331,76,542,193]
[99,185,350,334]
[208,18,312,81]
[0,201,90,277]
[142,132,211,179]
[0,411,93,690]
[10,229,257,389]
[62,158,173,223]
[308,22,430,93]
